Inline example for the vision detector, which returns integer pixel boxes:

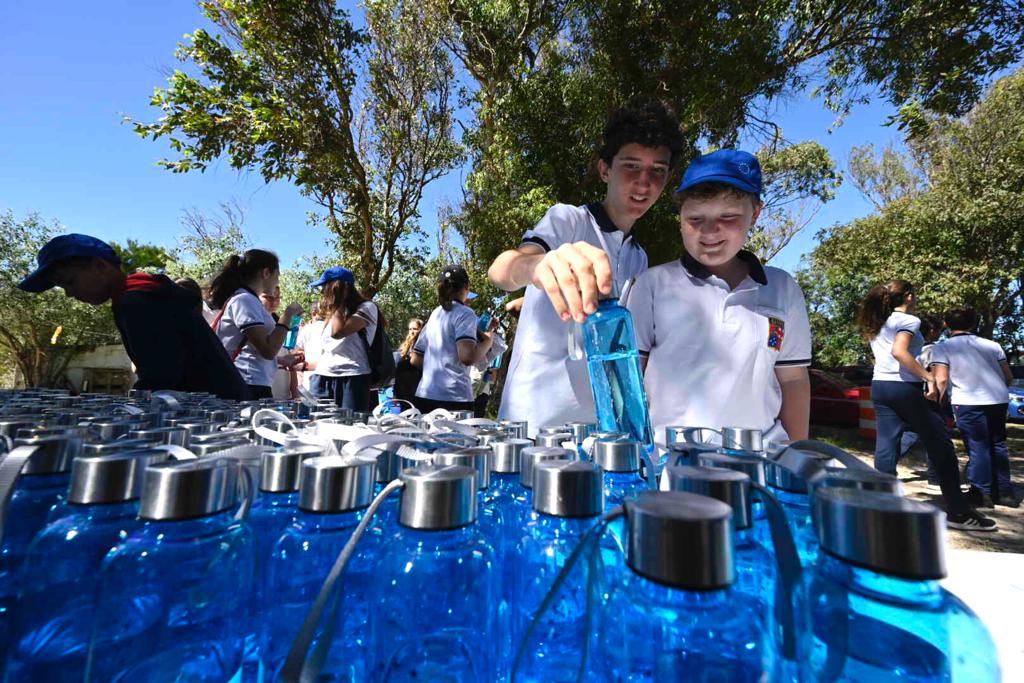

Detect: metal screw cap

[720,427,764,453]
[665,442,719,467]
[537,432,571,448]
[664,425,716,446]
[138,458,239,520]
[809,466,903,496]
[435,447,492,490]
[698,451,767,487]
[666,465,752,530]
[298,456,376,513]
[399,464,477,530]
[12,433,82,474]
[815,488,946,580]
[520,446,573,489]
[491,438,531,474]
[565,421,596,444]
[533,460,603,518]
[129,426,187,447]
[260,447,319,493]
[69,450,167,505]
[625,491,734,590]
[593,438,641,473]
[765,449,836,494]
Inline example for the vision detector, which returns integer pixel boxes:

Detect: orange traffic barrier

[858,385,876,440]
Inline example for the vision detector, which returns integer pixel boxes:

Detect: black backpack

[358,304,396,389]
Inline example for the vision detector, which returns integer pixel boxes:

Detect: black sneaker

[963,486,993,508]
[947,510,998,532]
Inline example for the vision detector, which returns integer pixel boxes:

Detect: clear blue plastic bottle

[764,448,835,563]
[259,456,377,682]
[805,488,1000,682]
[581,298,655,452]
[86,458,255,682]
[372,464,498,682]
[3,450,159,682]
[597,491,772,681]
[0,434,81,665]
[512,460,604,682]
[283,314,301,350]
[592,437,648,509]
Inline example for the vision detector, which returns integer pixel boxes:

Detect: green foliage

[131,0,462,294]
[110,239,172,275]
[0,211,121,387]
[801,68,1024,366]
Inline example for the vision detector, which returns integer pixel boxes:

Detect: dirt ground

[810,421,1024,553]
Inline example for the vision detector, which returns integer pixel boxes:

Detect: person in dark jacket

[18,233,248,399]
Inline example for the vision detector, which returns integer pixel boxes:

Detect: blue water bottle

[4,450,161,682]
[593,437,648,509]
[765,448,836,564]
[512,460,604,682]
[581,298,655,453]
[0,433,82,663]
[372,464,498,682]
[86,458,255,682]
[260,456,377,681]
[283,314,301,350]
[565,421,596,460]
[518,446,574,527]
[805,488,1000,682]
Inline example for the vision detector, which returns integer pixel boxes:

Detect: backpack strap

[210,293,247,361]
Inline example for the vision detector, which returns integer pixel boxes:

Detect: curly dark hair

[599,96,684,168]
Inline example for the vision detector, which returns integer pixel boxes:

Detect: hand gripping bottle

[260,456,377,682]
[597,491,773,681]
[372,464,498,682]
[511,460,604,682]
[4,450,160,682]
[581,298,655,457]
[0,433,82,663]
[805,488,999,682]
[86,458,255,682]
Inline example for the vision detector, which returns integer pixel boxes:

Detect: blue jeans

[871,380,967,514]
[309,373,374,412]
[954,403,1012,498]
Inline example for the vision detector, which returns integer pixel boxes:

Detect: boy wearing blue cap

[488,98,684,436]
[18,234,248,399]
[627,150,812,447]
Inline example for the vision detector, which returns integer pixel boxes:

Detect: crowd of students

[16,97,1012,532]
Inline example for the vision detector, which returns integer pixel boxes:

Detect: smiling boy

[488,98,683,436]
[627,150,812,447]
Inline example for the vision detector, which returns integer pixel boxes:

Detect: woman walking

[858,280,995,530]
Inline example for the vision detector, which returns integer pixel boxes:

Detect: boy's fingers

[561,246,600,315]
[575,242,613,295]
[535,262,570,322]
[548,254,585,323]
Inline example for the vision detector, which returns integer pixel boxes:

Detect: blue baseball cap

[676,149,762,196]
[18,233,121,293]
[309,266,355,289]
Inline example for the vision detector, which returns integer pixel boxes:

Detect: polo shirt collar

[586,202,635,244]
[680,249,768,286]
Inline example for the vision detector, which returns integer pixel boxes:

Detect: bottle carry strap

[750,481,803,663]
[785,439,875,471]
[0,444,39,541]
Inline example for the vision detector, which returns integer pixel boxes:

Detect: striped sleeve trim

[775,358,811,367]
[896,328,917,335]
[455,335,478,344]
[929,360,950,367]
[638,349,650,357]
[520,236,551,252]
[238,321,266,331]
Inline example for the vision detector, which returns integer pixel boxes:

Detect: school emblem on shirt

[767,317,785,352]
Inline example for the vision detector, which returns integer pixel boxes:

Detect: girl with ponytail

[209,249,303,399]
[859,280,995,531]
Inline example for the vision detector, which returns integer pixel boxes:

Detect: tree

[801,68,1024,366]
[0,212,119,387]
[110,240,173,275]
[131,0,462,295]
[165,201,250,286]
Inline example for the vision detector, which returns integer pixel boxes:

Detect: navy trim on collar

[586,202,637,246]
[241,286,259,297]
[680,250,768,285]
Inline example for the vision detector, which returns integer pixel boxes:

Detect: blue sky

[1,1,911,274]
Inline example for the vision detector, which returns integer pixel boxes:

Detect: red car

[809,369,861,426]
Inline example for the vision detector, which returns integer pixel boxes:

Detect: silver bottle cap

[593,439,641,473]
[68,450,167,505]
[721,427,763,453]
[129,426,187,447]
[83,438,157,456]
[664,425,716,445]
[499,420,529,440]
[399,464,477,530]
[0,418,37,438]
[532,461,603,518]
[476,429,506,446]
[192,439,249,457]
[625,491,734,590]
[809,467,903,496]
[492,438,531,474]
[536,432,571,448]
[435,447,491,490]
[666,442,720,467]
[17,425,87,440]
[138,458,240,521]
[520,446,573,489]
[12,433,82,474]
[260,447,318,493]
[188,429,250,446]
[815,488,946,580]
[451,410,475,421]
[698,451,767,487]
[565,421,596,444]
[89,420,138,440]
[765,449,836,494]
[538,424,567,436]
[298,456,376,513]
[666,465,752,530]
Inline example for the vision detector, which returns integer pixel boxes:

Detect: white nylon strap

[153,444,198,460]
[250,408,297,446]
[0,445,39,539]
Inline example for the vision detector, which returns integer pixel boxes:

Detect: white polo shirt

[627,251,811,447]
[499,203,648,436]
[871,312,923,382]
[414,301,479,402]
[215,287,277,387]
[315,302,378,378]
[296,319,328,389]
[930,334,1009,405]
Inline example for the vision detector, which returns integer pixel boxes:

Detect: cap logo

[737,163,751,175]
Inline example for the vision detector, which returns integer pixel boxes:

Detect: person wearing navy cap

[18,233,247,399]
[626,150,813,450]
[308,266,382,411]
